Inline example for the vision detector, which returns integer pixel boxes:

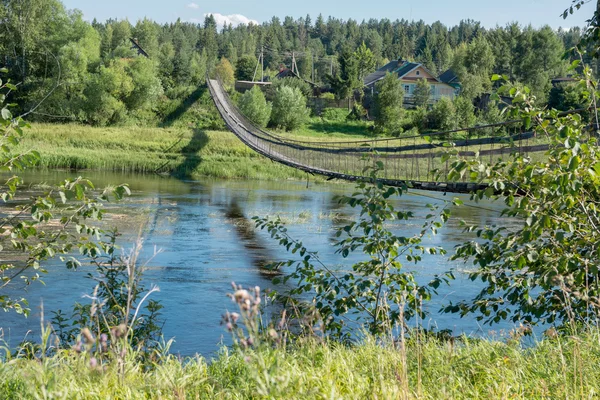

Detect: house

[438,69,461,90]
[363,60,458,105]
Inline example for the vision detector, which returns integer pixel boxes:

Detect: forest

[0,0,588,129]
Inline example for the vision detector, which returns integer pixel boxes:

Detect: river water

[0,170,520,356]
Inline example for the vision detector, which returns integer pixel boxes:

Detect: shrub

[238,86,272,128]
[321,107,349,122]
[255,164,452,336]
[427,97,456,131]
[270,86,310,131]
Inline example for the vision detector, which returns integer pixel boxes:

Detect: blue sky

[62,0,594,30]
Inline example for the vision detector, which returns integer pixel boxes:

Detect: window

[404,85,410,93]
[416,70,420,76]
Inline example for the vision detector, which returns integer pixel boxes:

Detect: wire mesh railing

[207,78,550,193]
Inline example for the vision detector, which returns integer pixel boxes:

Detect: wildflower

[90,357,98,369]
[230,312,240,323]
[81,328,94,344]
[234,289,251,303]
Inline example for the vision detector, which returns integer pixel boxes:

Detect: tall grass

[1,330,600,399]
[20,124,310,181]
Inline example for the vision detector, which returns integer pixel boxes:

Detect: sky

[61,0,595,30]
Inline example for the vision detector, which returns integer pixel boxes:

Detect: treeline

[0,0,587,126]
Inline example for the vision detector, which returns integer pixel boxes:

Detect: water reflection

[0,171,523,356]
[224,199,277,273]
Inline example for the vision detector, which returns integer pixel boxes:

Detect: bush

[427,97,456,131]
[255,165,452,336]
[270,86,310,131]
[320,107,349,122]
[238,86,272,128]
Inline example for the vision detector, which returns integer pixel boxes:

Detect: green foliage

[548,81,591,112]
[444,71,600,328]
[83,59,133,125]
[255,164,451,336]
[270,86,310,131]
[271,77,312,98]
[453,95,476,129]
[427,97,456,131]
[0,3,583,127]
[374,72,404,135]
[215,57,235,91]
[328,47,360,100]
[0,75,129,315]
[238,86,272,128]
[236,54,259,81]
[413,78,431,108]
[52,231,163,353]
[452,35,495,100]
[320,107,350,122]
[354,42,376,82]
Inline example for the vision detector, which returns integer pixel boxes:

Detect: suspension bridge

[207,78,548,194]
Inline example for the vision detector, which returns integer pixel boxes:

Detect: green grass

[20,124,312,181]
[2,331,600,399]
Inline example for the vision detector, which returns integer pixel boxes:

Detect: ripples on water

[0,170,521,356]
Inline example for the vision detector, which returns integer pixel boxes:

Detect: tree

[354,42,376,82]
[374,72,404,135]
[238,85,272,128]
[453,95,476,129]
[270,86,310,131]
[272,76,312,98]
[236,54,259,81]
[190,49,208,86]
[123,57,163,112]
[413,78,431,108]
[215,57,235,91]
[328,47,360,100]
[83,60,133,125]
[444,71,600,329]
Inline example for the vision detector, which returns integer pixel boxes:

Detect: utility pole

[311,54,315,83]
[261,46,264,82]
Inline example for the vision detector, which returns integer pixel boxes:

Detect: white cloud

[204,13,259,29]
[187,2,200,9]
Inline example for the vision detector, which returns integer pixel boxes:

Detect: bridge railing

[207,77,554,191]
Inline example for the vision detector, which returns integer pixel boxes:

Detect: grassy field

[1,330,599,399]
[20,124,313,181]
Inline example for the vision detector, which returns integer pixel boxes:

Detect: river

[0,170,520,356]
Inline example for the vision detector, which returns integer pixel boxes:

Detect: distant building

[438,69,461,90]
[364,60,458,105]
[129,38,149,58]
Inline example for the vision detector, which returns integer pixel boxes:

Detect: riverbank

[1,330,599,399]
[20,124,314,181]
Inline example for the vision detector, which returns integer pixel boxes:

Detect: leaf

[1,108,11,120]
